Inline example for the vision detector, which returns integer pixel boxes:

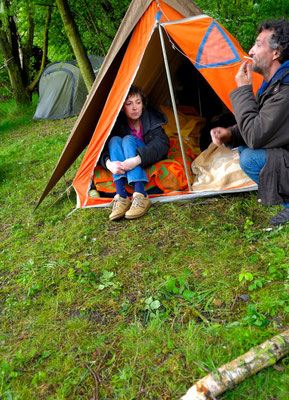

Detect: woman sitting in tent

[99,85,169,221]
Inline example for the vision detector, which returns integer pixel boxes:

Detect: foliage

[1,99,289,399]
[0,0,131,101]
[194,0,289,51]
[1,0,289,100]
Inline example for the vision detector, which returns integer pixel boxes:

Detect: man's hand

[210,127,232,146]
[106,160,126,175]
[235,61,252,87]
[121,155,141,171]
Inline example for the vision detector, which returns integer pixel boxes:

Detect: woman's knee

[122,135,135,147]
[109,136,122,149]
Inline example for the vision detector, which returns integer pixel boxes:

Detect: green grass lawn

[1,98,289,399]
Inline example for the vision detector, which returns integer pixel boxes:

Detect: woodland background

[1,0,289,104]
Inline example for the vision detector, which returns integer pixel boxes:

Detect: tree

[28,5,52,92]
[194,0,289,51]
[55,0,95,92]
[0,0,131,103]
[0,0,32,105]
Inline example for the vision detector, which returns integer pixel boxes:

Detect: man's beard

[251,59,269,77]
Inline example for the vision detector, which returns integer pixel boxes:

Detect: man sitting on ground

[211,18,289,225]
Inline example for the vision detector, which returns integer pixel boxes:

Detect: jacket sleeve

[230,84,289,149]
[136,127,170,168]
[226,124,246,149]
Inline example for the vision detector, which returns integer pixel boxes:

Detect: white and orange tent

[37,0,261,210]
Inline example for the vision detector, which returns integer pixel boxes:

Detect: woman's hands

[106,155,141,174]
[106,160,126,175]
[121,155,141,171]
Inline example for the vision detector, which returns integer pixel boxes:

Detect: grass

[1,98,289,400]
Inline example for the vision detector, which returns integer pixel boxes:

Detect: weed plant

[0,99,289,399]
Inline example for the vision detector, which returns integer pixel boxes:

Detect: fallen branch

[180,329,289,400]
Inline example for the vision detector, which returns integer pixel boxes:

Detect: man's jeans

[108,135,148,184]
[238,145,289,207]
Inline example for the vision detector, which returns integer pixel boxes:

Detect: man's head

[249,18,289,80]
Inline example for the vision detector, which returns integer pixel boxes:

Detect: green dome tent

[33,56,103,120]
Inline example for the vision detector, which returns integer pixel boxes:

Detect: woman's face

[123,94,143,121]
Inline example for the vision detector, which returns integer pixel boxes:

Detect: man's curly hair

[259,18,289,64]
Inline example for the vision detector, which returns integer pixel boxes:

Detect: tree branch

[180,329,289,400]
[28,5,52,91]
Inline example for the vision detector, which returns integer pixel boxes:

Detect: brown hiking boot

[109,195,131,221]
[125,192,152,219]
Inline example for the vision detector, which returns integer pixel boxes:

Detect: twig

[84,363,99,400]
[191,306,210,325]
[192,361,210,373]
[137,369,146,398]
[96,337,118,373]
[229,295,238,311]
[84,338,118,399]
[0,57,13,70]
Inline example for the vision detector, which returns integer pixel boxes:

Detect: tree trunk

[180,329,289,400]
[28,5,52,92]
[55,0,95,92]
[0,22,31,105]
[21,4,34,87]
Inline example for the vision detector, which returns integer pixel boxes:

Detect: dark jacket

[99,106,169,169]
[228,70,289,205]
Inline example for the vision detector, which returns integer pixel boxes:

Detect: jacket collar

[258,60,289,95]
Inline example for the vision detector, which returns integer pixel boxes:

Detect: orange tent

[37,0,262,210]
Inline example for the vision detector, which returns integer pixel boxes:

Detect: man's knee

[239,149,249,172]
[238,148,251,172]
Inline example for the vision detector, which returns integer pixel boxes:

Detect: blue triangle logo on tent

[196,21,241,69]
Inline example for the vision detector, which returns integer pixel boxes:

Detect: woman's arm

[106,159,126,175]
[136,127,170,168]
[121,155,141,171]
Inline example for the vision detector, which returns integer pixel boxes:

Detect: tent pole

[158,24,192,191]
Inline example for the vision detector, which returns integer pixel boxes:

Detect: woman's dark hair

[259,18,289,63]
[126,85,147,107]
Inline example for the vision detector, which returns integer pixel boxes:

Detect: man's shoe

[109,195,131,221]
[125,192,152,219]
[269,208,289,226]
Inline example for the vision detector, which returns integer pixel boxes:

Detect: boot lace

[131,196,145,209]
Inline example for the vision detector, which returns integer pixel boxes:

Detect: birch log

[180,329,289,400]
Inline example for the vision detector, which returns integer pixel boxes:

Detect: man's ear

[273,48,280,61]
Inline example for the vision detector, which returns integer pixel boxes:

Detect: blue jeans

[238,145,289,207]
[108,135,148,184]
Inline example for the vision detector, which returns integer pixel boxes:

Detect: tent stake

[158,24,192,191]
